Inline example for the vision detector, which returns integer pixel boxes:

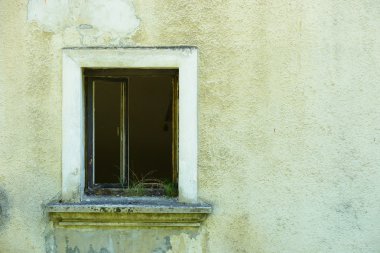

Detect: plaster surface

[54,228,204,253]
[1,0,380,252]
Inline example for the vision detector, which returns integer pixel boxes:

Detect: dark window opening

[84,69,178,197]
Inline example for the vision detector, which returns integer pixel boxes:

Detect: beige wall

[1,0,380,252]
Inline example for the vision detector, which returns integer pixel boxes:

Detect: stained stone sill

[47,198,211,228]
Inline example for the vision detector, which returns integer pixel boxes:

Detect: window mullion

[126,79,129,188]
[92,79,96,187]
[120,81,127,187]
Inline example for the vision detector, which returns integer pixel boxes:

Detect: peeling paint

[78,0,139,34]
[27,0,72,32]
[27,0,139,36]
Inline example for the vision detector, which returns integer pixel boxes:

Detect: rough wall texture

[1,0,380,252]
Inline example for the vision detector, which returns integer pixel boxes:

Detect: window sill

[47,198,211,228]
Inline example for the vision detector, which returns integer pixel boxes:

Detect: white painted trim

[62,47,198,203]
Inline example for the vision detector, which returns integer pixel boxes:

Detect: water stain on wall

[88,244,110,253]
[151,236,172,253]
[65,238,80,253]
[0,186,10,232]
[66,238,111,253]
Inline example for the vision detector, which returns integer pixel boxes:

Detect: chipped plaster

[27,0,140,35]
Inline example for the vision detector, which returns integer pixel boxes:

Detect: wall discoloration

[151,236,172,253]
[165,233,203,253]
[65,239,111,253]
[45,230,57,253]
[56,229,202,253]
[0,187,10,232]
[78,0,139,34]
[28,0,139,38]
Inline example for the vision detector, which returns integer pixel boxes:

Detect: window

[84,69,178,197]
[62,47,198,203]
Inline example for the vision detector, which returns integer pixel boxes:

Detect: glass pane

[129,76,173,185]
[94,80,122,184]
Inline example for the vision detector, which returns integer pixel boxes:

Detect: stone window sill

[47,198,212,228]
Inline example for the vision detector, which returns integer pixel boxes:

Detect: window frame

[61,47,198,203]
[84,75,128,192]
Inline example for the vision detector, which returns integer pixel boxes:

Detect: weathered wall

[1,0,380,252]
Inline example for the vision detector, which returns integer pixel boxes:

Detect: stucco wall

[1,0,380,252]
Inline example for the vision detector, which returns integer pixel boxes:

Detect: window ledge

[47,198,211,228]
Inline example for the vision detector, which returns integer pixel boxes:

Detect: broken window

[84,69,178,197]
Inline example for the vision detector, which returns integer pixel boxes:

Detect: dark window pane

[94,80,122,184]
[129,76,173,184]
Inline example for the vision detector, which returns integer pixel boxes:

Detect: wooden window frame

[83,68,179,196]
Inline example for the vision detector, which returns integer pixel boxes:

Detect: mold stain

[66,238,80,253]
[152,236,172,253]
[0,186,10,232]
[65,240,112,253]
[88,244,110,253]
[66,245,80,253]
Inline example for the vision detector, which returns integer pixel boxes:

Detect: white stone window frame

[62,47,198,203]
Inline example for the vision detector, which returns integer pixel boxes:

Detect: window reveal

[84,69,178,196]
